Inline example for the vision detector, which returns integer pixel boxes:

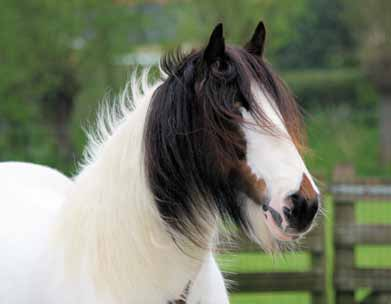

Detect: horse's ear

[204,23,225,65]
[245,21,266,57]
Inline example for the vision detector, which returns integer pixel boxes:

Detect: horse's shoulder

[0,161,72,194]
[0,162,72,303]
[0,161,72,246]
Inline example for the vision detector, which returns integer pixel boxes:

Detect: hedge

[281,68,378,109]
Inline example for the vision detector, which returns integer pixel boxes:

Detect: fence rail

[219,223,326,303]
[332,165,391,304]
[218,164,391,304]
[230,272,324,292]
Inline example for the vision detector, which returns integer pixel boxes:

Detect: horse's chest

[168,281,192,304]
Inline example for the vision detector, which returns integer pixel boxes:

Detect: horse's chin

[263,212,300,242]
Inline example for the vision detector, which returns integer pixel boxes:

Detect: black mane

[143,45,303,246]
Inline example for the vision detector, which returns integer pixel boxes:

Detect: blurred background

[1,1,390,304]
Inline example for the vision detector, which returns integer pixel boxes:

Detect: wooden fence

[220,223,326,303]
[331,165,391,304]
[216,165,391,304]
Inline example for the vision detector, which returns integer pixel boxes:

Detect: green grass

[356,202,391,224]
[356,245,391,268]
[218,197,391,304]
[217,253,312,304]
[229,292,310,304]
[217,252,311,273]
[355,201,391,271]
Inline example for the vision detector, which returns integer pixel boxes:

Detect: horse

[0,22,320,304]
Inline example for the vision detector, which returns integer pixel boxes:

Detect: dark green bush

[281,68,378,109]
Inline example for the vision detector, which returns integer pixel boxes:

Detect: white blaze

[241,84,318,242]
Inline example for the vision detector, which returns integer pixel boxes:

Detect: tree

[174,0,355,69]
[276,0,355,68]
[0,0,140,169]
[344,0,391,165]
[0,1,83,166]
[175,0,309,63]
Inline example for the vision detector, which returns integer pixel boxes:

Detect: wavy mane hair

[144,23,305,247]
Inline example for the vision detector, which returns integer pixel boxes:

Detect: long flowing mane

[144,46,305,246]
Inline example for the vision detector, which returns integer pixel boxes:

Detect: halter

[169,281,192,304]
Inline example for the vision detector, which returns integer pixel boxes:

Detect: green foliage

[175,0,311,63]
[276,0,356,68]
[175,0,355,69]
[343,0,391,90]
[0,0,152,173]
[0,122,68,170]
[0,0,385,177]
[283,68,378,108]
[304,106,391,180]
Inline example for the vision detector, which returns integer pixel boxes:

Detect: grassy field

[218,198,391,304]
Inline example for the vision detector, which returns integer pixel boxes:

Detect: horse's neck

[54,88,215,301]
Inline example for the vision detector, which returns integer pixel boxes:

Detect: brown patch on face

[298,173,318,200]
[238,161,268,206]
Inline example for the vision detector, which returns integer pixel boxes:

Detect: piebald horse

[0,22,319,303]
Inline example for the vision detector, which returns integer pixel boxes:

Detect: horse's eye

[234,91,250,111]
[233,101,242,109]
[233,99,250,111]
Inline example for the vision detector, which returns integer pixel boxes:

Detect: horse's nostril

[291,193,307,209]
[286,193,319,232]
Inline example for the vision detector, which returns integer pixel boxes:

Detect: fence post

[333,164,356,304]
[334,201,355,304]
[311,223,326,304]
[362,292,391,304]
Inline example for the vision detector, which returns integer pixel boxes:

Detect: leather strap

[169,280,192,304]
